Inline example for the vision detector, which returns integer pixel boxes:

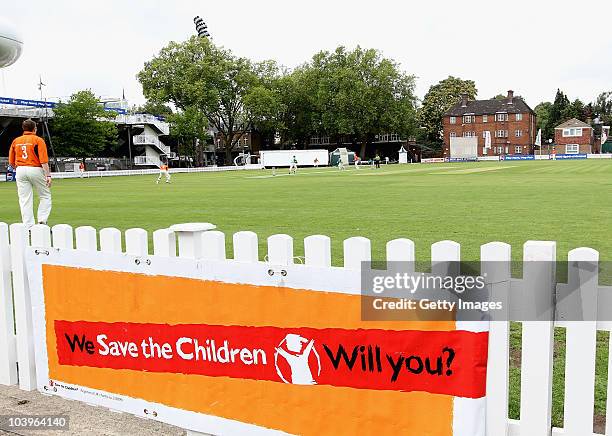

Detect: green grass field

[1,159,611,429]
[1,160,610,263]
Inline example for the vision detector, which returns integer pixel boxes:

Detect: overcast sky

[2,0,611,108]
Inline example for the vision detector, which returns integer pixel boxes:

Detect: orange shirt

[9,132,49,168]
[160,165,168,171]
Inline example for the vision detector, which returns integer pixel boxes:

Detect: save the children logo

[274,334,321,385]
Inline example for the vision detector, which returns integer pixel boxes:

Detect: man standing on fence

[8,119,52,228]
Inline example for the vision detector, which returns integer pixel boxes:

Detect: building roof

[444,97,534,116]
[554,118,591,129]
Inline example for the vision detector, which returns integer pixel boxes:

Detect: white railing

[133,135,171,155]
[0,222,610,435]
[134,155,161,167]
[1,165,263,180]
[0,106,52,118]
[114,114,170,135]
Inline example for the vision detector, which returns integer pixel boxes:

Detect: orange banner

[42,264,475,436]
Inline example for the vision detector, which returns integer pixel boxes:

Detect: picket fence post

[202,231,226,261]
[482,242,511,436]
[9,223,37,390]
[76,226,97,251]
[100,228,121,253]
[519,241,556,435]
[52,224,74,249]
[343,237,370,270]
[563,248,598,436]
[0,222,17,385]
[267,234,293,265]
[153,229,176,257]
[125,228,148,256]
[232,231,258,262]
[304,235,331,267]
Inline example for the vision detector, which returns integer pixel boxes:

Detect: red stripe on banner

[54,321,488,398]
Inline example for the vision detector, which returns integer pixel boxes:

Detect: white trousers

[157,170,171,182]
[15,166,52,228]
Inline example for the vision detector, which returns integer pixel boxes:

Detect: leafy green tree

[562,99,586,122]
[243,61,287,145]
[50,90,117,159]
[419,76,477,143]
[133,100,173,118]
[306,46,418,156]
[548,89,570,130]
[274,67,320,148]
[168,106,209,167]
[594,91,612,124]
[534,102,553,140]
[138,36,272,163]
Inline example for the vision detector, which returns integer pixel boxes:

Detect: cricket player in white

[156,163,171,184]
[8,119,52,228]
[289,156,298,174]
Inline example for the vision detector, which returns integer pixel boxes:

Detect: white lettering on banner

[176,338,267,365]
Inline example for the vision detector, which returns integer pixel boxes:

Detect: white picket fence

[0,221,611,436]
[0,165,265,182]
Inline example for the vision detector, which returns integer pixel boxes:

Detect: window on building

[566,144,579,154]
[450,116,456,124]
[482,115,488,123]
[463,131,476,138]
[495,113,509,122]
[516,113,523,121]
[515,146,522,154]
[495,146,504,154]
[515,130,523,137]
[463,115,475,124]
[495,130,508,138]
[562,128,583,137]
[449,132,456,138]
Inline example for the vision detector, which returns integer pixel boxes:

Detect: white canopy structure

[0,18,23,68]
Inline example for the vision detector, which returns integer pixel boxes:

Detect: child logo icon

[274,333,321,385]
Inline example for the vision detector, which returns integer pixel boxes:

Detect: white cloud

[1,0,611,107]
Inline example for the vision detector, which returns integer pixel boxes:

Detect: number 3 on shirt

[21,145,28,159]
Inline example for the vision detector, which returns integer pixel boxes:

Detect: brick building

[442,90,537,157]
[553,118,593,154]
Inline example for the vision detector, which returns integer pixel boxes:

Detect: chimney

[507,90,514,105]
[460,94,468,108]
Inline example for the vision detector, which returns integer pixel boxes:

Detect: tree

[548,89,570,130]
[273,67,320,148]
[50,90,117,159]
[138,36,271,163]
[167,106,209,167]
[561,98,586,122]
[133,100,173,118]
[419,76,477,144]
[534,102,553,141]
[306,46,418,156]
[594,91,612,124]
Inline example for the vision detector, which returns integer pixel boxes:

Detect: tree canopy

[138,36,273,162]
[419,76,477,144]
[50,90,117,159]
